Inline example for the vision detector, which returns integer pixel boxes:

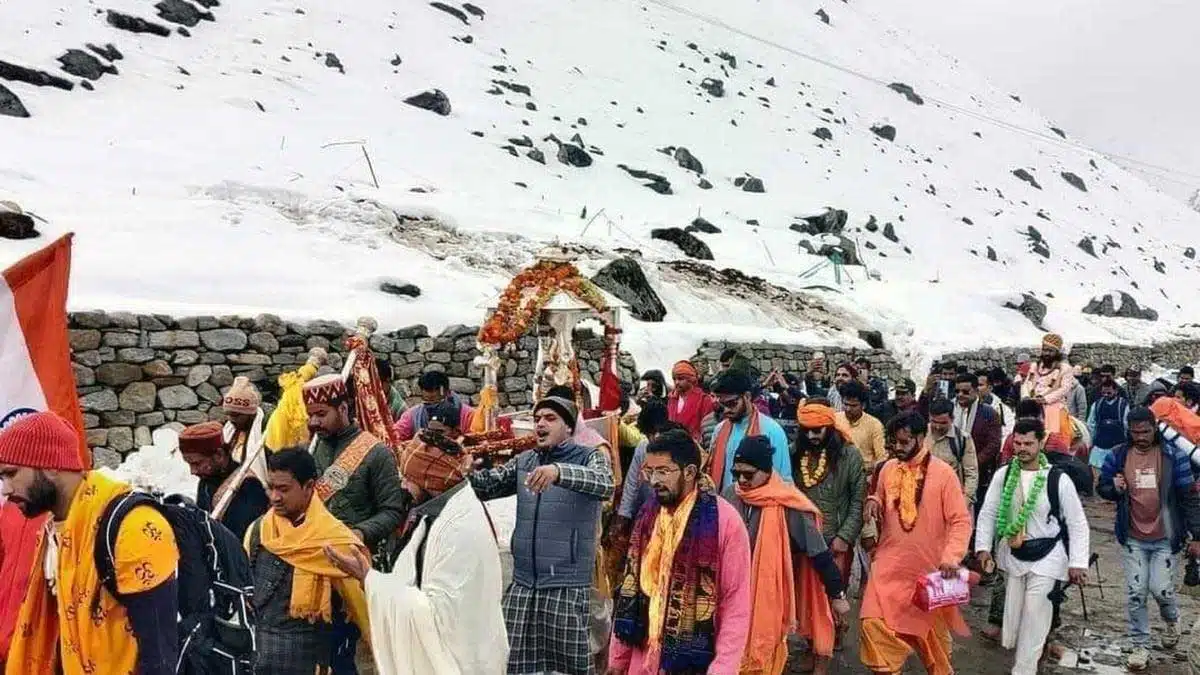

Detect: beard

[796,430,828,454]
[14,471,57,518]
[654,484,684,506]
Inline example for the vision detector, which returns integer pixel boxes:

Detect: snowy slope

[3,0,1200,375]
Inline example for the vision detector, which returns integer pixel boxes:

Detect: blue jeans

[1123,537,1180,645]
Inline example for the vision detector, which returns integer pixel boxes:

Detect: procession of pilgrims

[4,245,1200,675]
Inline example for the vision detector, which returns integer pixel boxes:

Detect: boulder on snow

[1077,238,1097,258]
[810,235,861,265]
[404,89,451,115]
[0,84,30,118]
[463,2,485,19]
[870,124,897,141]
[106,10,173,37]
[617,165,672,194]
[556,143,593,168]
[1060,171,1087,192]
[651,228,713,260]
[0,204,38,239]
[0,59,75,90]
[379,281,421,298]
[858,330,884,349]
[686,217,721,234]
[791,208,847,236]
[734,174,766,193]
[591,257,667,322]
[888,82,924,105]
[673,147,704,174]
[700,78,724,97]
[1003,293,1047,329]
[324,52,345,73]
[154,0,215,27]
[813,127,833,141]
[1082,291,1158,322]
[815,8,830,24]
[882,222,899,243]
[430,1,470,24]
[1186,247,1196,260]
[1012,168,1042,190]
[58,49,118,80]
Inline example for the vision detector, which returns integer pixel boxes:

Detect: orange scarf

[257,496,370,638]
[710,410,761,487]
[737,474,836,673]
[885,444,932,531]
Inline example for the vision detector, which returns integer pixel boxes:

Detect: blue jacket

[1097,440,1200,553]
[1087,396,1129,450]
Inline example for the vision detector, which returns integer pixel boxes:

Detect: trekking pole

[1077,581,1089,622]
[1090,552,1104,600]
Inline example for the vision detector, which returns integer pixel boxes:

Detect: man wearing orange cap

[1021,334,1077,444]
[327,427,508,674]
[0,412,180,675]
[668,360,714,443]
[179,421,269,539]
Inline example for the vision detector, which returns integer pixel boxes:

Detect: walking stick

[212,439,265,522]
[1090,552,1104,600]
[1076,580,1089,622]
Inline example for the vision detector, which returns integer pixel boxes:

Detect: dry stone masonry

[69,311,636,467]
[690,341,903,383]
[940,340,1200,375]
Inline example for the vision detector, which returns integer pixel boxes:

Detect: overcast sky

[858,0,1200,201]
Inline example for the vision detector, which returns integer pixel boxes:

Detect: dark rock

[107,11,173,36]
[673,147,704,174]
[556,143,592,168]
[0,209,38,239]
[1078,238,1097,258]
[864,215,879,232]
[870,124,896,141]
[766,77,776,86]
[0,59,75,90]
[462,3,485,19]
[525,101,537,111]
[1004,292,1048,328]
[888,82,924,105]
[815,8,830,24]
[651,228,713,260]
[430,1,470,24]
[814,235,861,265]
[1050,127,1066,139]
[155,0,214,27]
[1082,291,1158,321]
[739,175,765,193]
[57,49,117,80]
[1154,258,1166,274]
[716,51,737,69]
[986,246,998,261]
[1186,247,1196,260]
[81,81,94,91]
[1012,168,1042,190]
[177,27,191,37]
[686,217,721,234]
[858,330,884,349]
[699,78,724,97]
[813,127,833,141]
[791,208,848,235]
[526,148,546,164]
[509,135,533,147]
[380,281,421,298]
[193,0,219,6]
[404,89,451,115]
[698,178,712,189]
[390,55,403,66]
[591,257,667,322]
[617,165,672,194]
[492,79,531,96]
[324,52,345,73]
[1060,171,1087,192]
[882,222,899,243]
[0,84,29,118]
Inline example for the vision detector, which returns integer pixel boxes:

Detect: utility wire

[639,0,1200,187]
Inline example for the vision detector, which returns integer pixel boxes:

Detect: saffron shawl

[710,412,761,487]
[614,488,721,672]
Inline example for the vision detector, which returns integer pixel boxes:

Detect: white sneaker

[1127,647,1150,671]
[1163,622,1181,649]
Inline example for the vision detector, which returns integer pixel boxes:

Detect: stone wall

[689,340,904,382]
[69,311,637,466]
[940,340,1200,375]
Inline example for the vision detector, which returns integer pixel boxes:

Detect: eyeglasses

[641,466,682,481]
[731,469,759,481]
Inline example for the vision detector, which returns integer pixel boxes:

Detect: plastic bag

[912,569,972,612]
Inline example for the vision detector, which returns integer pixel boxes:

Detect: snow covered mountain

[3,0,1199,374]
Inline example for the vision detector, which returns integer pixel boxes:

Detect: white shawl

[223,407,267,483]
[954,398,979,437]
[366,484,508,675]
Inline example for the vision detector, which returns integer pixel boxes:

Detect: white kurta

[975,466,1091,580]
[365,483,508,675]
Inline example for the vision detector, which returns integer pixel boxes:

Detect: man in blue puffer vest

[469,395,615,675]
[1087,377,1129,482]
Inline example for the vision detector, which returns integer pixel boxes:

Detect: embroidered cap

[222,376,261,415]
[302,373,348,407]
[0,411,85,472]
[1042,333,1064,351]
[178,421,225,456]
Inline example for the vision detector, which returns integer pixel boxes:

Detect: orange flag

[0,234,88,466]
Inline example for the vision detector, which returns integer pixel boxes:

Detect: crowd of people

[0,335,1199,674]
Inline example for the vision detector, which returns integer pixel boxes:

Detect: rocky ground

[805,498,1199,674]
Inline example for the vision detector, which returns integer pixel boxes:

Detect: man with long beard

[796,402,866,593]
[859,412,973,675]
[1021,334,1077,445]
[607,429,752,674]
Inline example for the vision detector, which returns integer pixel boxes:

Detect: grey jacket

[311,425,408,549]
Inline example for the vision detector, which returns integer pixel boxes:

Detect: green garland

[995,453,1050,539]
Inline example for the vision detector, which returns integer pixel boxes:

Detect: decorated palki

[471,244,629,453]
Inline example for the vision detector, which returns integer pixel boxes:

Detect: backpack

[94,491,256,675]
[1000,462,1072,554]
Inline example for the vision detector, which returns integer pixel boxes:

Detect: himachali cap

[178,422,225,456]
[302,373,348,407]
[0,411,85,472]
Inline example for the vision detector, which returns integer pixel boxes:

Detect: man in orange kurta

[860,411,974,675]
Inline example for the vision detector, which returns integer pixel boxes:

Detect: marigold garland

[800,449,829,488]
[892,450,932,533]
[995,453,1050,544]
[478,260,612,346]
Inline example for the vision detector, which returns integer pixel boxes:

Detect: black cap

[534,396,578,431]
[733,434,774,473]
[712,370,754,396]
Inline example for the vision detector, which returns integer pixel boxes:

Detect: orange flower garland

[478,261,612,345]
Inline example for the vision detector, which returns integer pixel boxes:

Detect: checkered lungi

[255,627,330,674]
[504,583,593,675]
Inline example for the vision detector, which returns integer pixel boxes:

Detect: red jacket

[0,502,43,661]
[667,388,715,442]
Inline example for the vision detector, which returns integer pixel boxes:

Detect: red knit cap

[0,412,85,472]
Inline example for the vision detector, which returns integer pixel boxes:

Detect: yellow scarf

[639,487,699,649]
[7,472,178,675]
[257,496,370,639]
[264,361,319,451]
[885,444,931,531]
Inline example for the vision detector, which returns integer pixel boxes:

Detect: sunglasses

[731,469,759,481]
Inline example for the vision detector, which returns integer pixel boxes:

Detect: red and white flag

[0,234,88,466]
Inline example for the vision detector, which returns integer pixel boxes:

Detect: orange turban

[797,403,852,441]
[672,360,699,380]
[398,440,466,494]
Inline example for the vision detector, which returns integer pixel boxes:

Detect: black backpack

[93,491,256,675]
